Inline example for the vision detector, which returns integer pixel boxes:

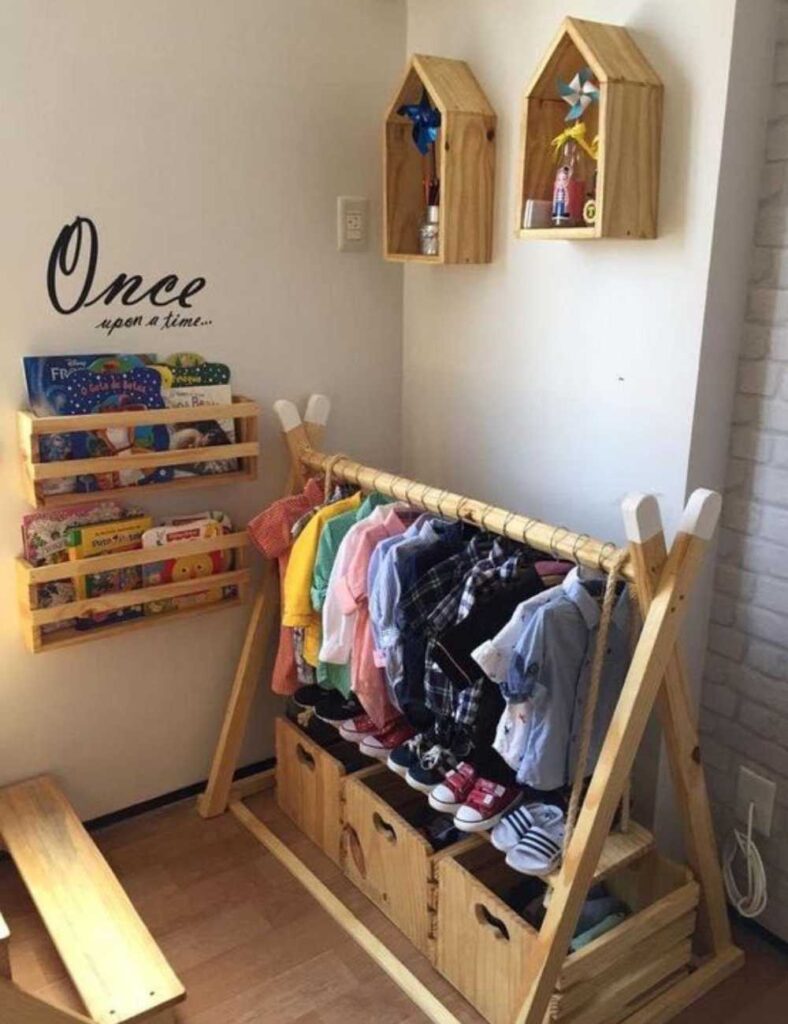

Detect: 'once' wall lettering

[47,215,207,315]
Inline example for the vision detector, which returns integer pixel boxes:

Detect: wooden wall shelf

[517,18,663,240]
[18,396,260,509]
[384,54,496,264]
[17,530,251,653]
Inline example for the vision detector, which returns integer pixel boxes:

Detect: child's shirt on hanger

[246,477,324,694]
[282,492,362,666]
[475,567,631,791]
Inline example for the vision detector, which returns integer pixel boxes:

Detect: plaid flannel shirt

[450,549,534,724]
[395,534,494,718]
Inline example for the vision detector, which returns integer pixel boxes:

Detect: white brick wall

[700,1,788,941]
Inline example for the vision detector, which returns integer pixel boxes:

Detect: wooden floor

[0,791,785,1024]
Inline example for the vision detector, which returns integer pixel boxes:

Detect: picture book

[22,500,145,636]
[24,356,167,494]
[22,354,155,416]
[67,514,152,631]
[160,510,233,534]
[22,500,134,566]
[159,350,230,385]
[140,518,233,616]
[151,352,230,388]
[163,383,238,476]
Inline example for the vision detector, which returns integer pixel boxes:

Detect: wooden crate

[384,55,496,264]
[16,530,251,653]
[342,770,481,959]
[517,18,663,241]
[275,716,380,866]
[436,845,698,1024]
[18,395,260,509]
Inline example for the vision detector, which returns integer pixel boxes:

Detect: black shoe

[387,732,428,776]
[292,684,326,708]
[405,743,458,793]
[314,691,363,725]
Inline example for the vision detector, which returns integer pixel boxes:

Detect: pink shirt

[333,505,417,727]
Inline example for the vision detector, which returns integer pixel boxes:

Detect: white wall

[699,0,788,942]
[0,0,405,819]
[402,0,772,838]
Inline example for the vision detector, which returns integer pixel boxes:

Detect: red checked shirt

[247,478,323,694]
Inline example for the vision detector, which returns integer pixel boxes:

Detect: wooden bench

[0,775,185,1024]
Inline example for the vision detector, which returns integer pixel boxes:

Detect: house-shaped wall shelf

[517,18,663,240]
[384,55,496,264]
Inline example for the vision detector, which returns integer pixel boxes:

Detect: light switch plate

[736,766,776,837]
[337,196,369,252]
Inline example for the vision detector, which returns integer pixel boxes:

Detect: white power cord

[723,801,768,919]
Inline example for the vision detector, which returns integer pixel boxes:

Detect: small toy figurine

[552,141,586,227]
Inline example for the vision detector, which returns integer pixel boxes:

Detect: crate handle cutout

[295,744,316,771]
[372,811,398,845]
[475,902,511,942]
[341,825,367,879]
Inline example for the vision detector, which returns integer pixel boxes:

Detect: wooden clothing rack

[199,395,742,1024]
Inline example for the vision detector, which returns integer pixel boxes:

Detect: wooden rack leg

[198,396,330,819]
[198,561,280,818]
[512,490,722,1024]
[626,495,733,956]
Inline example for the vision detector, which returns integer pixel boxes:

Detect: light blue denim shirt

[497,568,630,791]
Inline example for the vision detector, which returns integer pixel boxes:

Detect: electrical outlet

[337,196,369,252]
[736,766,776,837]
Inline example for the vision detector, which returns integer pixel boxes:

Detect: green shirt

[312,492,392,694]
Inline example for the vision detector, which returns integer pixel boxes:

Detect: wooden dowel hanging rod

[297,446,634,582]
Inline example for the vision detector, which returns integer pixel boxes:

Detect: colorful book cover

[58,367,170,491]
[151,353,230,388]
[22,500,145,635]
[23,356,163,494]
[163,383,238,476]
[22,500,134,566]
[67,514,153,630]
[141,519,232,616]
[22,354,155,416]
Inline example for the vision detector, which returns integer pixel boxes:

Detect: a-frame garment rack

[200,395,742,1024]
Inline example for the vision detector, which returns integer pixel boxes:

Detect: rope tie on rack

[563,547,630,855]
[322,452,351,496]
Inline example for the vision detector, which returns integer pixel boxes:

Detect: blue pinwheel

[558,68,600,121]
[398,88,441,155]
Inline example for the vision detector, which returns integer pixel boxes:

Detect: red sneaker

[428,762,478,813]
[339,714,378,743]
[359,720,415,760]
[453,779,522,833]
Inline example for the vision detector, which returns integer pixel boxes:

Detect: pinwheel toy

[397,87,442,155]
[558,67,600,121]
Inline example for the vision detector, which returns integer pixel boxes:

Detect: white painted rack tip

[305,394,331,427]
[273,399,302,432]
[679,489,722,540]
[621,493,662,543]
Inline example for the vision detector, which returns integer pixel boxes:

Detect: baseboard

[733,907,788,955]
[83,757,276,833]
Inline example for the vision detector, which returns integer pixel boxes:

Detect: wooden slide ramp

[0,775,184,1024]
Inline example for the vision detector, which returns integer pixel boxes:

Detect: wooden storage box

[18,396,260,509]
[436,845,698,1024]
[16,530,251,653]
[384,55,496,264]
[275,715,379,866]
[517,18,663,240]
[342,770,479,959]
